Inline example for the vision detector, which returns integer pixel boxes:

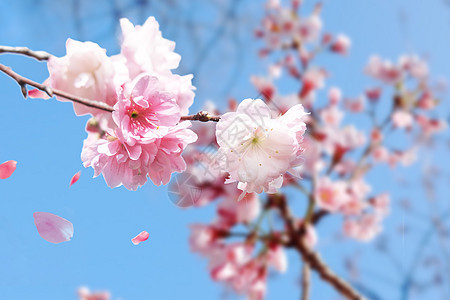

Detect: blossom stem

[180,111,221,122]
[0,45,52,61]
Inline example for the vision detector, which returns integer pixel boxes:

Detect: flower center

[131,110,139,119]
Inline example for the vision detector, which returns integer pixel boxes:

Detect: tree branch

[0,63,224,122]
[180,111,221,122]
[301,263,311,300]
[0,64,114,112]
[273,195,367,300]
[0,46,51,61]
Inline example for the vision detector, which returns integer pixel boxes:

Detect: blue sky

[0,0,449,299]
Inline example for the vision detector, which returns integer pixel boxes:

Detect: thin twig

[180,111,221,122]
[0,46,51,61]
[0,64,114,112]
[0,63,224,122]
[301,263,311,300]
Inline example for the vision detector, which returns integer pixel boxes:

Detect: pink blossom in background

[69,171,81,187]
[131,230,149,245]
[216,98,307,199]
[315,177,349,212]
[267,245,288,273]
[0,160,17,179]
[330,34,351,55]
[392,110,413,129]
[343,214,382,242]
[33,212,74,244]
[78,287,110,300]
[328,87,342,105]
[365,55,403,84]
[399,55,429,80]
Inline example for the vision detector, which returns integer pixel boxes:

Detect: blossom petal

[0,160,17,179]
[69,171,81,187]
[131,230,149,245]
[33,212,74,244]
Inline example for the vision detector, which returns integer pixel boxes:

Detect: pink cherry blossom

[147,121,198,186]
[47,39,117,116]
[113,74,180,146]
[216,99,307,199]
[217,192,261,227]
[300,68,326,98]
[365,55,402,84]
[344,96,365,113]
[131,230,150,245]
[399,55,429,80]
[315,177,349,212]
[320,105,343,126]
[330,34,351,55]
[117,17,195,115]
[69,171,81,187]
[298,14,322,43]
[343,214,382,242]
[119,17,181,78]
[0,160,17,179]
[267,245,288,273]
[81,131,157,190]
[328,87,342,105]
[78,287,110,300]
[33,212,74,244]
[370,193,390,216]
[392,110,413,129]
[189,224,222,255]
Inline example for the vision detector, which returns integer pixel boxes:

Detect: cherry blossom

[216,98,307,199]
[46,39,117,116]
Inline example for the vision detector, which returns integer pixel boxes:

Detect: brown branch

[273,194,366,300]
[301,263,311,300]
[180,111,221,122]
[0,56,221,121]
[0,64,114,112]
[0,45,52,61]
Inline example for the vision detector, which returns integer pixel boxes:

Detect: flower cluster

[34,17,197,190]
[169,1,448,299]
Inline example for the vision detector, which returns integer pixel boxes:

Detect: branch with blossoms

[0,1,447,300]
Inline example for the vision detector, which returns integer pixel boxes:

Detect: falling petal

[28,88,50,99]
[70,171,81,187]
[131,230,149,245]
[0,160,17,179]
[33,212,74,244]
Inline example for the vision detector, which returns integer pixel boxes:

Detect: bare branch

[273,195,367,300]
[180,111,221,122]
[301,263,311,300]
[0,46,52,61]
[0,64,114,112]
